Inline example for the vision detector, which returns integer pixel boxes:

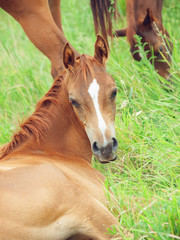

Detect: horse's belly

[0,218,82,240]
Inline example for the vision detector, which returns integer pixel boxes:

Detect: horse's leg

[62,199,123,240]
[114,28,127,37]
[48,0,63,32]
[0,0,79,79]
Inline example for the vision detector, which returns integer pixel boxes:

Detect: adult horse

[114,0,173,79]
[91,0,173,79]
[0,35,125,240]
[0,0,118,79]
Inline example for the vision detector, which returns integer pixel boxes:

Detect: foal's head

[63,35,118,163]
[136,9,173,79]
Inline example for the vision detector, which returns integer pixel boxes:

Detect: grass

[0,0,179,239]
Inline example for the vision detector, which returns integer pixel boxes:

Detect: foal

[0,0,119,79]
[0,0,117,79]
[0,36,124,240]
[115,0,173,79]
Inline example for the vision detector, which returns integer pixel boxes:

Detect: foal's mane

[0,75,63,160]
[0,55,96,160]
[75,54,96,82]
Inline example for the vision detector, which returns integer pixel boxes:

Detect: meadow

[0,0,179,239]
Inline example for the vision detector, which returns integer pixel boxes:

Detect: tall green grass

[0,0,179,239]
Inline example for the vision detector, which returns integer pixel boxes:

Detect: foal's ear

[94,35,108,66]
[143,8,155,26]
[63,42,75,69]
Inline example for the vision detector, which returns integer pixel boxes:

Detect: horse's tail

[90,0,118,47]
[125,0,143,61]
[126,0,136,46]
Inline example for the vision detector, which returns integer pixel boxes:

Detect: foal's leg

[48,0,63,32]
[64,199,123,240]
[0,0,79,79]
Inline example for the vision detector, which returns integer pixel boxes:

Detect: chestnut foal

[0,36,125,240]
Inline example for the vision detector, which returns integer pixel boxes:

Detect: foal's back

[0,153,118,240]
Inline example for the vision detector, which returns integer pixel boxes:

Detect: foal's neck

[36,96,92,162]
[0,75,92,162]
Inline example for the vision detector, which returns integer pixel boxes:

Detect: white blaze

[88,79,107,144]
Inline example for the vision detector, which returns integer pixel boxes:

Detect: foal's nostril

[112,137,118,151]
[92,141,101,155]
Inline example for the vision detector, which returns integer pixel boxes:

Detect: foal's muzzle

[92,138,118,163]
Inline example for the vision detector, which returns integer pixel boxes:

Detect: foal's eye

[69,98,80,108]
[110,89,118,100]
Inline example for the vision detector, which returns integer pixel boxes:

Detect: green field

[0,0,179,239]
